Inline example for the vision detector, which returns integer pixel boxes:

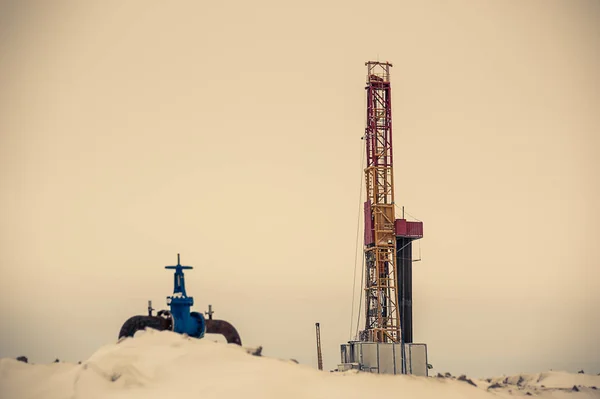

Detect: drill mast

[362,61,401,343]
[337,61,427,376]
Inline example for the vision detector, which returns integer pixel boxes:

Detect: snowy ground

[1,329,598,399]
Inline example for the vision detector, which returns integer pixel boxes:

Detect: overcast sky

[1,0,598,378]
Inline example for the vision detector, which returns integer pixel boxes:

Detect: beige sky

[1,0,598,377]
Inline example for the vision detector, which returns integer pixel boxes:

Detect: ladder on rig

[315,322,323,370]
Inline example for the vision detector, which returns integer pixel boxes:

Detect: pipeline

[205,319,242,345]
[118,314,242,346]
[117,255,243,346]
[118,315,171,339]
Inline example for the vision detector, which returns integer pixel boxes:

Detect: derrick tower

[338,60,427,376]
[362,61,400,343]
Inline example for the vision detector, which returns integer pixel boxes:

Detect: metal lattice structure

[337,61,428,376]
[362,61,401,343]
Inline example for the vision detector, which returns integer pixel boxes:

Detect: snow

[1,329,599,399]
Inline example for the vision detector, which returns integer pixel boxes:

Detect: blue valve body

[165,256,206,338]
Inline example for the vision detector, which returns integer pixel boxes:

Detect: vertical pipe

[405,243,413,343]
[396,237,414,344]
[315,323,323,370]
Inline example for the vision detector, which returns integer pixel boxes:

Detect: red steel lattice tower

[362,61,401,343]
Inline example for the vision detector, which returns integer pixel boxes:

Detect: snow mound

[1,329,598,399]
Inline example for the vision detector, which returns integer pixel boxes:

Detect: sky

[0,0,598,378]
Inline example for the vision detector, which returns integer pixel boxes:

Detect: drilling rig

[337,61,428,376]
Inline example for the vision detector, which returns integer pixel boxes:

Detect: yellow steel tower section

[362,61,401,343]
